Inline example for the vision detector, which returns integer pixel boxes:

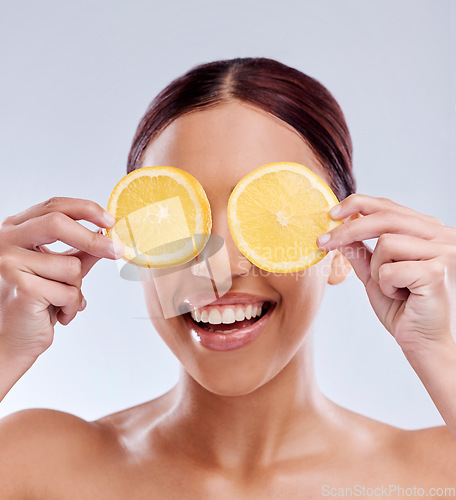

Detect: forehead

[139,100,328,192]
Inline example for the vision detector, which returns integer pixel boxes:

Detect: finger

[378,258,446,300]
[337,240,373,287]
[2,197,116,229]
[38,231,104,278]
[336,238,409,330]
[370,234,446,283]
[12,213,124,260]
[5,247,83,288]
[13,271,83,326]
[62,248,102,278]
[318,210,444,251]
[336,239,408,331]
[329,193,444,226]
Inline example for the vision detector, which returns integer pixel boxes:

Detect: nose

[211,205,253,278]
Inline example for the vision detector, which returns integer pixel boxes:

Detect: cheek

[141,279,164,321]
[268,265,329,340]
[141,284,191,366]
[141,278,206,363]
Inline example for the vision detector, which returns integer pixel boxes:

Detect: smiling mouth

[185,301,274,334]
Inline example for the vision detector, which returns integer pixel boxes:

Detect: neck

[160,333,340,469]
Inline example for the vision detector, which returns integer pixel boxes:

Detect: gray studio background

[0,0,455,428]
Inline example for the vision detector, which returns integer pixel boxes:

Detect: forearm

[0,342,37,404]
[402,338,456,438]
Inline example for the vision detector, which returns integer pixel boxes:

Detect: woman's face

[138,100,347,396]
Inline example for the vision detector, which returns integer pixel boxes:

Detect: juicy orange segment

[106,166,212,268]
[227,161,342,273]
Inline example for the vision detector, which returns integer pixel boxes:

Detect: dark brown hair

[127,57,356,201]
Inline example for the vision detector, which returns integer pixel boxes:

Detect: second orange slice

[227,162,342,273]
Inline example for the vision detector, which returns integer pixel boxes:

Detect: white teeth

[235,308,245,321]
[190,309,201,322]
[208,309,222,324]
[222,328,239,334]
[221,308,236,324]
[216,328,238,334]
[189,302,268,325]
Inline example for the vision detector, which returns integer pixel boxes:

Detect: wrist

[400,336,456,435]
[401,337,456,390]
[400,336,456,369]
[0,345,36,404]
[0,337,39,367]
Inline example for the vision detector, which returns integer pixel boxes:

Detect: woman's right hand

[0,197,124,362]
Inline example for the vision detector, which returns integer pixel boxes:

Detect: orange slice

[106,166,212,268]
[227,161,342,273]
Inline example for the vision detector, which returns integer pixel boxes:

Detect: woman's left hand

[316,193,456,354]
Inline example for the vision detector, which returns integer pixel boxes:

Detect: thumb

[77,228,105,277]
[38,229,104,278]
[338,240,372,287]
[336,213,373,287]
[74,249,103,278]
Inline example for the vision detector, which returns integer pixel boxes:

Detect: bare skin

[1,100,456,499]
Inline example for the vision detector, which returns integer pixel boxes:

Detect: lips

[182,297,277,351]
[178,291,276,312]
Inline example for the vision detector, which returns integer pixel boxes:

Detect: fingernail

[110,240,125,258]
[80,297,87,311]
[317,233,331,247]
[329,204,341,218]
[103,211,116,227]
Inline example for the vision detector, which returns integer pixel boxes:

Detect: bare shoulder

[0,389,177,500]
[395,425,456,464]
[335,404,456,483]
[0,408,120,499]
[372,419,456,482]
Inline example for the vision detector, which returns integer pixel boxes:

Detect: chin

[190,370,272,397]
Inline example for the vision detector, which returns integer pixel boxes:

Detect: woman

[0,57,455,498]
